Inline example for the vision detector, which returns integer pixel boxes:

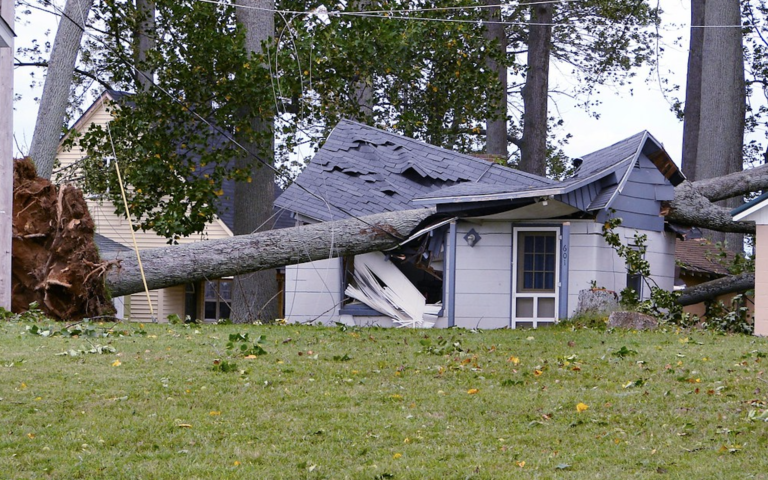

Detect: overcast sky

[11,1,691,163]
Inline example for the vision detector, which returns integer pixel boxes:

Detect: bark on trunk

[106,209,435,297]
[232,0,278,323]
[518,0,552,177]
[681,0,704,180]
[350,0,374,122]
[693,0,746,250]
[29,0,95,180]
[483,0,508,159]
[667,182,755,234]
[134,0,155,91]
[676,272,754,306]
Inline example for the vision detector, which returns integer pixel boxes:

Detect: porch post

[558,222,571,320]
[446,220,457,327]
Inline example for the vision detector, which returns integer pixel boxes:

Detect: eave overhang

[0,14,14,48]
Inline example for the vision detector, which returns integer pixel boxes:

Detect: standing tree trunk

[134,0,155,91]
[518,0,552,177]
[232,0,277,323]
[29,0,94,180]
[483,0,507,159]
[681,0,705,180]
[688,0,745,250]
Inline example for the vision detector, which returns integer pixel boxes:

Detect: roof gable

[413,130,683,218]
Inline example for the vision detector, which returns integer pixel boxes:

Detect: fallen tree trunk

[676,272,755,306]
[106,208,436,297]
[13,158,768,319]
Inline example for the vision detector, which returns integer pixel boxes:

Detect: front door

[512,227,559,328]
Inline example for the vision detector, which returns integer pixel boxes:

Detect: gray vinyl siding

[453,221,512,329]
[557,182,601,211]
[284,258,342,325]
[595,154,668,232]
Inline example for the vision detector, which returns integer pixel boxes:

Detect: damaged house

[276,120,685,329]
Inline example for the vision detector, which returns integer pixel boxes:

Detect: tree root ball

[12,158,115,320]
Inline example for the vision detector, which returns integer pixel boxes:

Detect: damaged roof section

[275,120,554,222]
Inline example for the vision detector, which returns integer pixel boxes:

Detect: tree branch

[666,182,755,234]
[688,163,768,202]
[15,61,114,91]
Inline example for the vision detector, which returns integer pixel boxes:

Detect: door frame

[511,226,561,328]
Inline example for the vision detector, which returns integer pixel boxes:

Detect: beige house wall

[55,94,233,322]
[755,225,768,336]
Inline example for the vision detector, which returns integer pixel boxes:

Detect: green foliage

[611,346,637,358]
[70,0,271,240]
[226,332,267,357]
[59,0,662,241]
[601,216,755,334]
[702,294,753,335]
[419,336,463,355]
[211,359,239,373]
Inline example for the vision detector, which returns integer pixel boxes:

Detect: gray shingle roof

[275,120,554,221]
[415,131,652,205]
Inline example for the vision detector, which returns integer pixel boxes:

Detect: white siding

[453,221,511,329]
[284,258,342,325]
[567,221,676,316]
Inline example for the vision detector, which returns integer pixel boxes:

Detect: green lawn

[1,320,768,479]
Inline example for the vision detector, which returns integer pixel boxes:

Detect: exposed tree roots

[11,158,114,320]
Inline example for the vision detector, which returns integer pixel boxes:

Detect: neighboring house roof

[94,233,134,259]
[676,238,732,278]
[275,120,554,222]
[732,190,768,221]
[0,13,15,49]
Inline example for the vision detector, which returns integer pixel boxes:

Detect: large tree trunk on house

[518,0,552,177]
[232,0,277,323]
[106,209,436,297]
[684,0,746,250]
[29,0,95,180]
[483,0,507,159]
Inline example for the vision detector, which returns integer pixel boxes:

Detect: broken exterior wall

[284,257,343,324]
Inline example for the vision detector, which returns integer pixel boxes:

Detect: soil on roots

[12,158,115,320]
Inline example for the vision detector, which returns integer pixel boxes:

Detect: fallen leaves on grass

[111,359,122,367]
[576,402,589,413]
[467,388,479,394]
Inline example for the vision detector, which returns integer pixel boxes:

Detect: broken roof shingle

[275,120,554,221]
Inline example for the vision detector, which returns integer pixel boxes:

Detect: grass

[2,320,768,479]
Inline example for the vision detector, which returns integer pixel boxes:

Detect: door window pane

[517,232,557,293]
[538,298,555,318]
[517,297,534,317]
